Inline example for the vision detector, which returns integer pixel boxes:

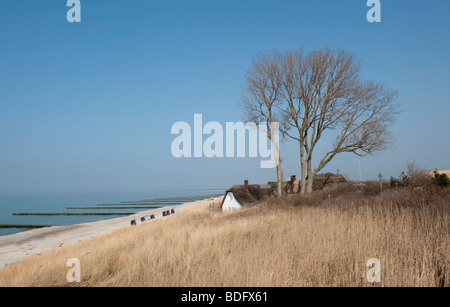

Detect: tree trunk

[300,145,307,194]
[306,174,314,193]
[306,156,314,193]
[276,163,282,196]
[271,125,282,197]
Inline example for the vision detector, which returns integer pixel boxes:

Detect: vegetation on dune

[0,185,448,287]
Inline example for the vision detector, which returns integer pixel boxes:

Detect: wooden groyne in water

[12,212,135,216]
[66,206,164,210]
[0,224,53,229]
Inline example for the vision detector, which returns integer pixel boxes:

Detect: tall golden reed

[0,185,448,287]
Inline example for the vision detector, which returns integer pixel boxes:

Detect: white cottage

[220,183,275,212]
[220,191,243,211]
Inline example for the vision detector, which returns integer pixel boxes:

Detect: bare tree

[242,48,399,193]
[241,51,284,196]
[280,48,399,192]
[405,161,433,188]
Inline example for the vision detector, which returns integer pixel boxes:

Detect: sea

[0,189,225,237]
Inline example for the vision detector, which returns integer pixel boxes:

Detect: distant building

[426,170,450,178]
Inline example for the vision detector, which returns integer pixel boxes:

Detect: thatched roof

[312,174,347,190]
[220,184,274,208]
[269,174,348,193]
[221,173,347,208]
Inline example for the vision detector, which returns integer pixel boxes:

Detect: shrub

[406,162,433,188]
[392,162,433,188]
[399,172,410,187]
[390,176,401,188]
[433,172,450,188]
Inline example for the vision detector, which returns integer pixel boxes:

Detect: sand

[0,198,218,269]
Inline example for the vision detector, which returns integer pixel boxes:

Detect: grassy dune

[0,185,449,287]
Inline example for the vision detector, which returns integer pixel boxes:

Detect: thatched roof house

[221,174,347,211]
[312,173,347,190]
[220,184,274,211]
[269,173,348,193]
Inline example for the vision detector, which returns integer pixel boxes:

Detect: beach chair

[141,217,146,222]
[150,215,155,220]
[130,219,137,226]
[171,209,175,214]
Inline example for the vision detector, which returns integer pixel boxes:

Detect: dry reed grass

[0,185,449,287]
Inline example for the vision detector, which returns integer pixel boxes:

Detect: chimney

[244,180,249,192]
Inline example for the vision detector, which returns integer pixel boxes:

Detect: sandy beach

[0,198,215,269]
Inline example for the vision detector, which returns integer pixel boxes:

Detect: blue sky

[0,0,449,194]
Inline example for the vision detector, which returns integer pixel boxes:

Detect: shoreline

[0,197,217,269]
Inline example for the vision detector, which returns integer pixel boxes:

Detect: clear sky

[0,0,449,194]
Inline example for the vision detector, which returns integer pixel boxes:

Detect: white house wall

[222,192,242,211]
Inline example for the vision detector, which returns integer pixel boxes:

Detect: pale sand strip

[0,197,219,269]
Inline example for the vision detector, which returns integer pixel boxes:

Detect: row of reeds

[0,186,448,287]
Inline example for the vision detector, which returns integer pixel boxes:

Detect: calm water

[0,189,224,237]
